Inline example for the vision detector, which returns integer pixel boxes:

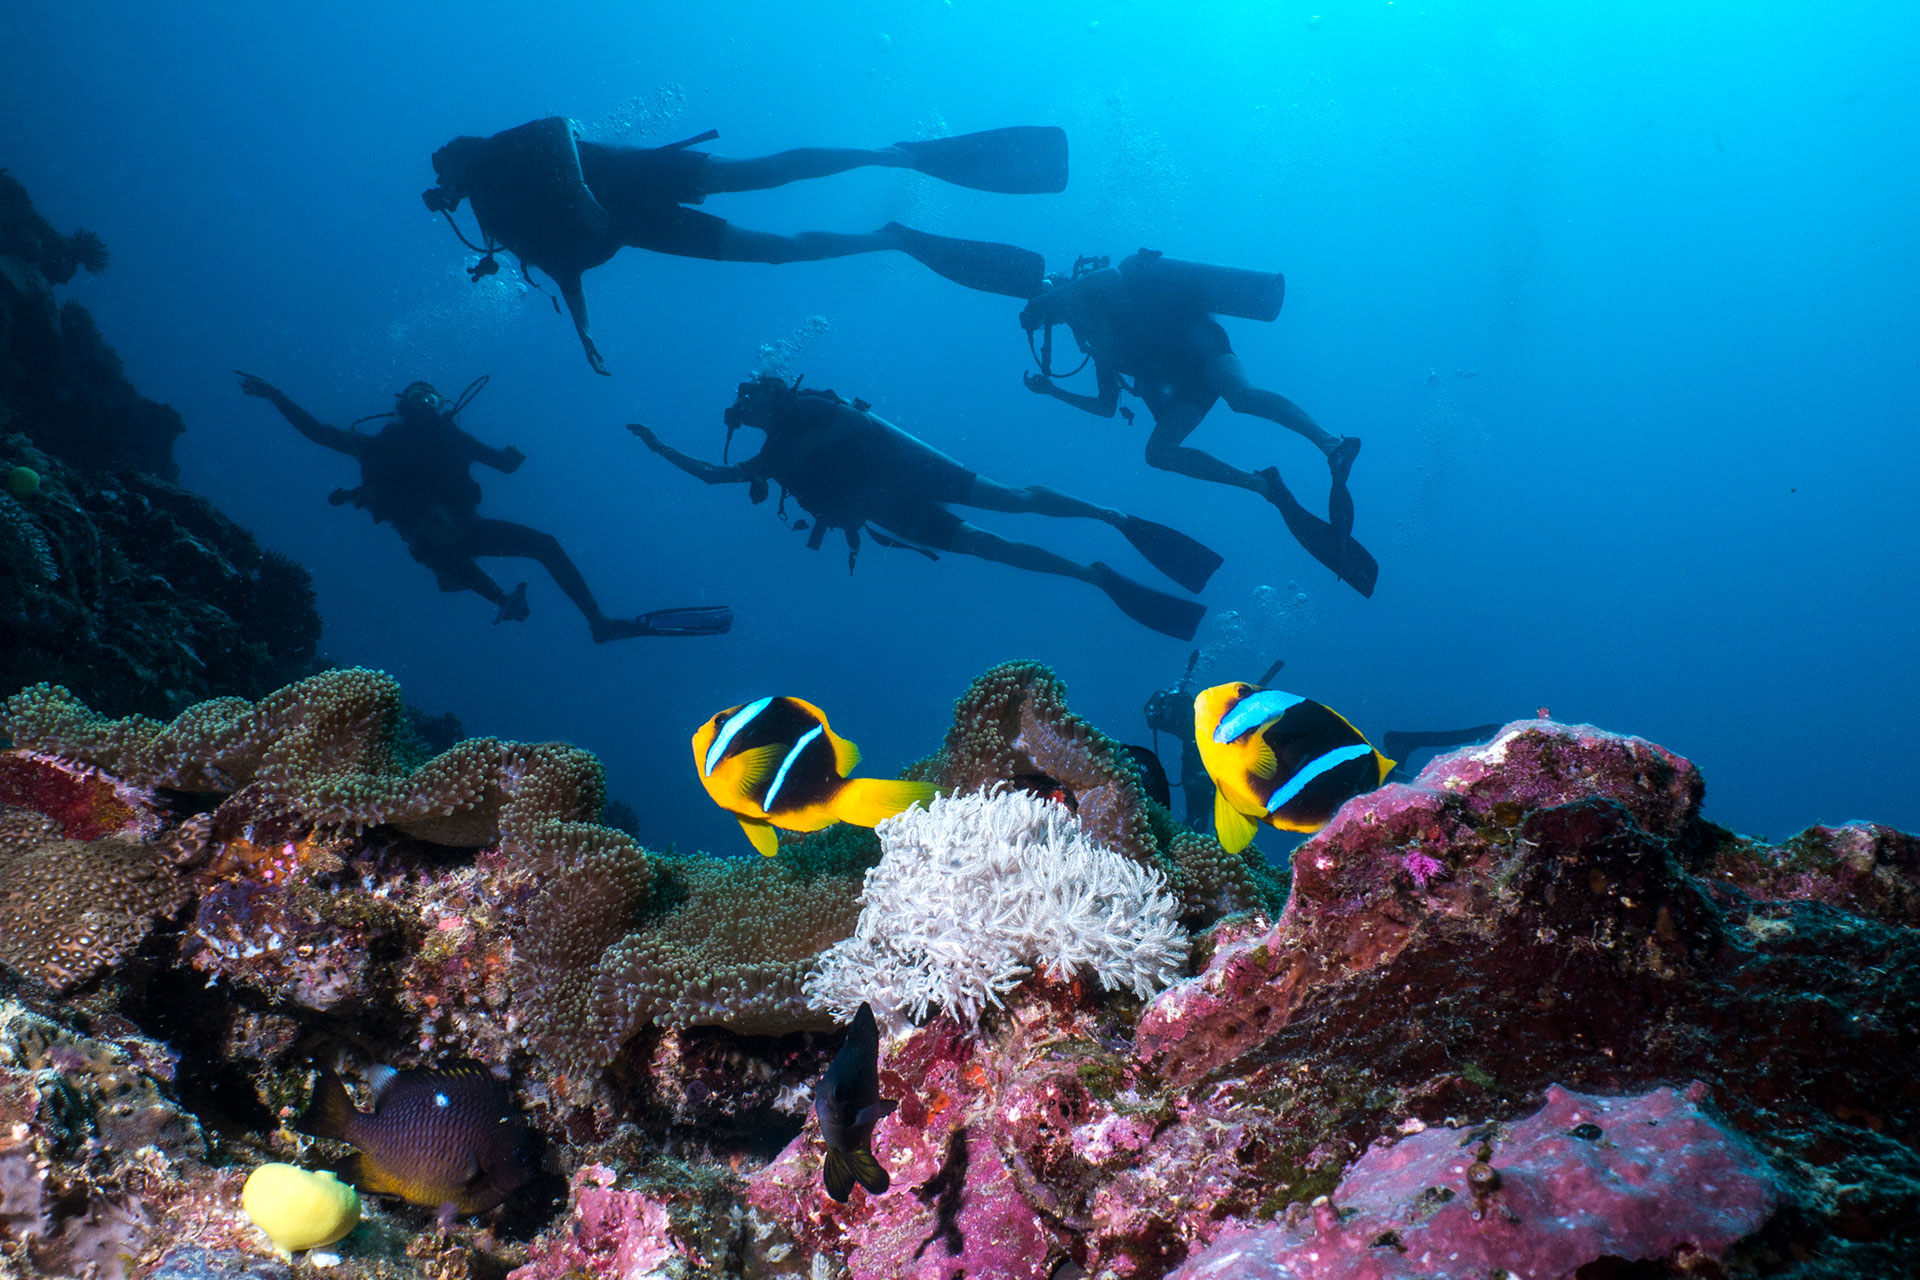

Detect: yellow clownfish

[1194,682,1395,854]
[693,697,937,856]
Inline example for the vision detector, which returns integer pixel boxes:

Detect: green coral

[1,670,618,854]
[512,832,876,1087]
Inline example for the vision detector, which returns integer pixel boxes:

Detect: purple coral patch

[1173,1082,1777,1280]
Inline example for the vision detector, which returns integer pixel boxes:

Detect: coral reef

[507,1164,689,1280]
[0,831,189,992]
[806,789,1187,1029]
[923,660,1287,924]
[2,665,1918,1280]
[1,669,612,847]
[746,718,1920,1279]
[0,435,322,720]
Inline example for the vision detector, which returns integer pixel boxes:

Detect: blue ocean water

[2,1,1914,858]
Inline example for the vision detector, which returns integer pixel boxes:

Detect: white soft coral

[805,789,1188,1031]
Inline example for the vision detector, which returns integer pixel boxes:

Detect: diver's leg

[960,477,1122,525]
[708,224,894,265]
[419,550,529,623]
[428,555,509,605]
[699,148,906,195]
[1207,353,1357,533]
[944,523,1205,640]
[941,522,1096,581]
[463,518,612,632]
[1207,355,1341,453]
[1143,402,1267,493]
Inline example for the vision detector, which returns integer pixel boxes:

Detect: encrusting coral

[0,830,189,992]
[512,840,873,1089]
[1,669,619,852]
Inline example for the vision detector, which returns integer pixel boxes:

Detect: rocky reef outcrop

[0,668,1915,1279]
[0,173,321,719]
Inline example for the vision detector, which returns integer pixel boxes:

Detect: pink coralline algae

[750,994,1088,1280]
[1397,849,1443,889]
[1171,1082,1778,1280]
[1134,720,1710,1086]
[509,1164,686,1280]
[0,749,163,841]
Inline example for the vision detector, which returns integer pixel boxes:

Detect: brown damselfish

[301,1060,533,1217]
[815,1001,897,1201]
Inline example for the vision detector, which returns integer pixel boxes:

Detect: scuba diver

[423,118,1065,374]
[628,374,1225,642]
[1018,251,1379,598]
[236,372,731,642]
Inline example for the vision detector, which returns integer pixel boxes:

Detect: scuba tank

[1119,248,1286,322]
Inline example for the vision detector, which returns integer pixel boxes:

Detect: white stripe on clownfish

[705,696,774,777]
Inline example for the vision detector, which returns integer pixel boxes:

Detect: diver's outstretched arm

[627,423,752,484]
[235,371,365,458]
[1023,362,1121,418]
[452,429,524,473]
[551,274,609,376]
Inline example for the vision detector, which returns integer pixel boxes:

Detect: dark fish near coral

[1009,771,1078,811]
[693,696,937,856]
[1120,744,1172,809]
[301,1060,533,1217]
[816,1001,898,1202]
[1194,682,1395,853]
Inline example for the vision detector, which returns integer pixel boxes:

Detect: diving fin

[1091,561,1206,642]
[1258,468,1379,599]
[634,605,734,636]
[882,222,1045,300]
[890,126,1068,194]
[1119,515,1224,593]
[596,605,735,641]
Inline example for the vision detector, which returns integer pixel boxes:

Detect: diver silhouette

[423,118,1064,374]
[236,372,731,641]
[628,374,1223,642]
[1019,251,1377,597]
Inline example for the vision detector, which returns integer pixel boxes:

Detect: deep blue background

[4,1,1915,857]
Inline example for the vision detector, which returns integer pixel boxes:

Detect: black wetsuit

[746,394,977,548]
[1089,278,1235,417]
[577,142,730,259]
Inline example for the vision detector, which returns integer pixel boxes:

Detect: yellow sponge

[241,1163,360,1255]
